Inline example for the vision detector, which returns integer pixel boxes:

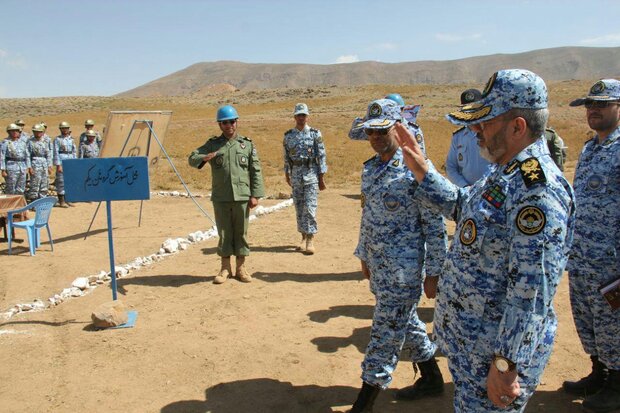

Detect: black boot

[583,369,620,413]
[349,382,380,413]
[563,355,608,397]
[395,357,444,400]
[57,194,69,208]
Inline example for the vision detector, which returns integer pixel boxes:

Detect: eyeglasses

[220,120,237,125]
[585,100,620,109]
[364,128,390,136]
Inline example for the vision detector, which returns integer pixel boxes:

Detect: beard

[478,124,508,163]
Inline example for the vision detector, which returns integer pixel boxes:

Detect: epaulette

[363,155,376,165]
[519,157,546,188]
[284,128,295,136]
[453,126,466,134]
[241,136,253,142]
[310,128,319,133]
[208,135,222,141]
[407,121,420,128]
[503,159,521,175]
[545,127,555,133]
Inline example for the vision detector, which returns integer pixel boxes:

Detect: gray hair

[507,108,549,139]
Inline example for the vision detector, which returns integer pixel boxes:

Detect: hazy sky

[1,0,619,98]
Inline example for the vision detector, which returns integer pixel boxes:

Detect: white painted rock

[72,277,90,290]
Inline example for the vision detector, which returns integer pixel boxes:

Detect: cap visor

[361,119,395,129]
[569,98,585,107]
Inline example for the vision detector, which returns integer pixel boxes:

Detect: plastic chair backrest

[31,197,57,228]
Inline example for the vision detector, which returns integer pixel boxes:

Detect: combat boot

[305,234,315,255]
[395,357,444,400]
[235,256,252,283]
[563,355,608,396]
[213,257,232,284]
[582,370,620,413]
[349,382,380,413]
[57,194,69,208]
[295,233,307,251]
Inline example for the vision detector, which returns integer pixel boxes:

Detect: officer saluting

[189,105,265,284]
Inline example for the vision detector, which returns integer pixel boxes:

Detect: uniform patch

[482,184,506,208]
[504,159,520,175]
[360,193,366,208]
[483,72,498,97]
[369,102,382,117]
[252,147,257,156]
[383,194,401,211]
[240,156,248,165]
[460,219,477,245]
[240,142,246,149]
[391,159,400,167]
[516,206,546,235]
[587,174,604,190]
[215,155,224,166]
[519,158,546,187]
[458,153,463,162]
[290,148,297,156]
[416,134,423,143]
[591,81,606,94]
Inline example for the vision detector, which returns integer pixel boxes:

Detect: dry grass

[0,81,595,195]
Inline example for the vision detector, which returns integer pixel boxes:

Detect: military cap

[569,79,620,107]
[59,121,71,129]
[32,123,45,132]
[14,119,25,126]
[361,99,402,129]
[293,103,309,116]
[446,69,548,126]
[6,123,20,132]
[85,129,97,137]
[85,119,95,126]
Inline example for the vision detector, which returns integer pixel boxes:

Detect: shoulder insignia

[408,121,419,128]
[453,126,466,134]
[516,206,546,235]
[310,128,319,133]
[519,157,546,187]
[363,155,376,165]
[391,158,400,167]
[503,159,521,175]
[242,136,252,141]
[416,133,423,143]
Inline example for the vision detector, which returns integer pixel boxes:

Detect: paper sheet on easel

[99,111,172,167]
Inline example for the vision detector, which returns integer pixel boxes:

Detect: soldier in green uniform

[189,105,265,284]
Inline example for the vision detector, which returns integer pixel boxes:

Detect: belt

[58,151,72,154]
[291,159,314,167]
[6,158,25,162]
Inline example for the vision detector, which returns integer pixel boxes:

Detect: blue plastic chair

[7,196,57,255]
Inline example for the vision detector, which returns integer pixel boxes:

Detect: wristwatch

[493,355,516,373]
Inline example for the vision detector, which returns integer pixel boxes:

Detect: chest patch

[516,206,546,235]
[215,155,224,166]
[383,194,401,211]
[458,153,463,162]
[460,219,477,245]
[482,184,506,209]
[586,174,604,191]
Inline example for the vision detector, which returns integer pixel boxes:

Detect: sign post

[63,157,150,306]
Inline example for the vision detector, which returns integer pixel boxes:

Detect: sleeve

[415,162,464,221]
[188,140,210,169]
[283,135,291,174]
[249,142,265,198]
[493,183,573,365]
[348,117,367,140]
[71,139,77,158]
[353,176,368,261]
[315,130,328,174]
[25,143,31,168]
[53,139,60,166]
[78,144,84,159]
[446,135,469,187]
[419,203,448,277]
[0,142,5,170]
[46,143,53,167]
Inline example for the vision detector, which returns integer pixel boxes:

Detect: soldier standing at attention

[446,89,491,187]
[14,119,29,142]
[283,103,327,254]
[1,123,29,195]
[348,99,447,412]
[562,79,620,413]
[26,124,52,202]
[395,69,575,412]
[79,130,100,158]
[189,105,265,284]
[79,119,103,149]
[53,121,77,207]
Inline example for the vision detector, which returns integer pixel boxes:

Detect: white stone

[72,277,90,290]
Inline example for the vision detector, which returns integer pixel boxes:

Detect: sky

[1,0,619,98]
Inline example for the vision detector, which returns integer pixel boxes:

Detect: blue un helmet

[216,105,239,122]
[385,93,405,107]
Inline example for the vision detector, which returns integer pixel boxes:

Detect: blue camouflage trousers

[4,162,27,195]
[361,254,436,389]
[446,314,556,412]
[292,182,318,234]
[26,160,49,201]
[569,268,620,369]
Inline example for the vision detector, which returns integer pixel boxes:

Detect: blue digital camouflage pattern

[53,135,77,195]
[0,138,29,195]
[567,125,620,370]
[27,136,53,200]
[79,131,103,148]
[354,147,447,389]
[349,118,427,155]
[447,69,548,126]
[446,126,491,187]
[79,140,100,159]
[415,138,575,412]
[570,78,620,106]
[283,125,327,234]
[19,131,29,143]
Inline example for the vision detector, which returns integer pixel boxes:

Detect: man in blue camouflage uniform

[53,121,77,207]
[283,103,327,254]
[562,79,620,413]
[349,93,427,156]
[348,99,447,413]
[446,89,491,187]
[26,124,53,202]
[79,119,103,149]
[1,123,30,195]
[395,69,575,412]
[14,119,29,143]
[79,130,100,159]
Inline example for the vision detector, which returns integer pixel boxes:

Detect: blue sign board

[63,157,150,202]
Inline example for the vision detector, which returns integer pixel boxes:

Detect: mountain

[116,46,620,97]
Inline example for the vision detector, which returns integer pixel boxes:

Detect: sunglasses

[364,128,390,136]
[220,120,237,125]
[585,100,620,109]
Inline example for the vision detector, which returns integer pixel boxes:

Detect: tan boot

[295,233,307,251]
[235,256,252,283]
[214,257,232,284]
[305,234,315,255]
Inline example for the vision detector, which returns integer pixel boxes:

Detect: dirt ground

[0,183,591,413]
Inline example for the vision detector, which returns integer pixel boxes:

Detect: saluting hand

[393,122,428,183]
